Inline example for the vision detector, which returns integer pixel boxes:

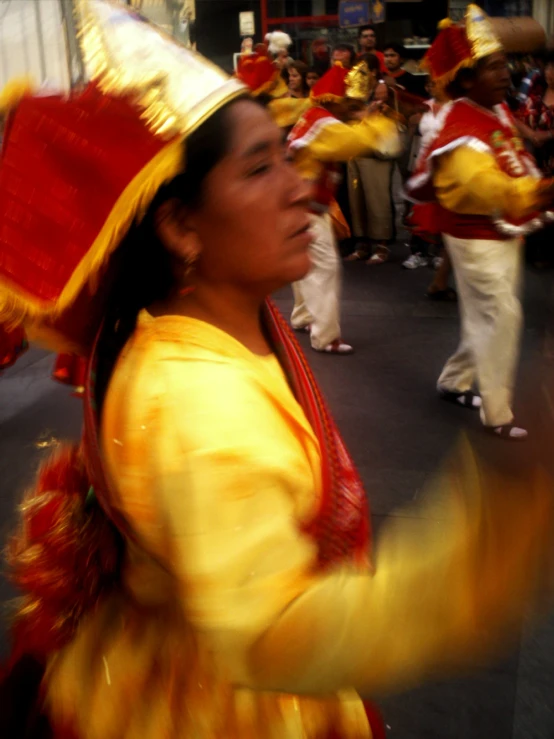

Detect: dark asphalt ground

[1,243,554,738]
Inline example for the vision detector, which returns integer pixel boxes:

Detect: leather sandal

[485,423,528,440]
[439,389,482,410]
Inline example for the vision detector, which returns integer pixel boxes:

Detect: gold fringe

[0,135,185,338]
[270,76,288,99]
[310,92,344,104]
[0,77,35,115]
[437,17,454,30]
[424,56,476,98]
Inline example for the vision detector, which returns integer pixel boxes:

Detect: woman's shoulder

[108,311,280,417]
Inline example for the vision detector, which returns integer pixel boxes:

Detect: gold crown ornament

[464,3,503,62]
[345,61,371,102]
[76,0,245,138]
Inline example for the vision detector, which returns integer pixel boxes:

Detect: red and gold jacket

[407,98,543,240]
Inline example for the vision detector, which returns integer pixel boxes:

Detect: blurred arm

[139,362,552,698]
[296,114,401,162]
[268,97,311,129]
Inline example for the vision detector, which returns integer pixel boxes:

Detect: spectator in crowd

[346,54,397,265]
[383,42,426,98]
[520,50,554,176]
[286,60,310,98]
[519,50,554,266]
[311,37,330,77]
[357,24,386,72]
[266,30,293,69]
[332,43,356,69]
[517,49,547,105]
[306,67,320,90]
[330,43,359,234]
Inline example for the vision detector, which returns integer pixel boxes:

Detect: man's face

[384,48,402,72]
[464,52,511,108]
[359,29,376,51]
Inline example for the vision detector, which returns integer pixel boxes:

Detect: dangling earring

[184,253,197,276]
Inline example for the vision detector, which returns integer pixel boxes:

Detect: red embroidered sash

[83,299,371,569]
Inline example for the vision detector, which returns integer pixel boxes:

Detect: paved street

[1,243,554,738]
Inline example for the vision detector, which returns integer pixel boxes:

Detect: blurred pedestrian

[519,50,554,266]
[289,61,401,352]
[520,50,554,176]
[346,54,397,265]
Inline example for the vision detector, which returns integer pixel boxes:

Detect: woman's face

[186,100,312,295]
[288,67,302,92]
[306,71,319,89]
[546,63,554,89]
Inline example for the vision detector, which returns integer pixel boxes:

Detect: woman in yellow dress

[0,3,552,738]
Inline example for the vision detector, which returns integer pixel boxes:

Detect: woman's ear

[154,198,202,266]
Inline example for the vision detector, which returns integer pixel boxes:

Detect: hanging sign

[339,1,371,28]
[372,0,386,23]
[239,11,255,36]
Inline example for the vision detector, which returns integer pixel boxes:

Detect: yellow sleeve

[434,146,542,219]
[302,113,401,162]
[125,357,552,698]
[268,97,311,129]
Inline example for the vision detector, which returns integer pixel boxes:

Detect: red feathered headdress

[310,62,349,104]
[236,51,287,98]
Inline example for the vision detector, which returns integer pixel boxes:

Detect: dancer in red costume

[0,4,553,739]
[407,5,554,439]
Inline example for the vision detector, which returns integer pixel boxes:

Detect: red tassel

[7,444,120,663]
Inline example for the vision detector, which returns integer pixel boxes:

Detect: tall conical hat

[422,4,503,96]
[0,0,247,353]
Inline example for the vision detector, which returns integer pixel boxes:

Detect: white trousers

[438,234,523,427]
[291,213,342,350]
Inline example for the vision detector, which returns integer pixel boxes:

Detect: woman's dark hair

[95,98,247,408]
[333,43,356,67]
[358,24,375,38]
[446,64,478,101]
[545,50,554,67]
[358,52,381,75]
[383,41,406,58]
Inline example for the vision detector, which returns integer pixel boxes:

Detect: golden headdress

[422,4,503,96]
[345,61,371,101]
[0,0,247,353]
